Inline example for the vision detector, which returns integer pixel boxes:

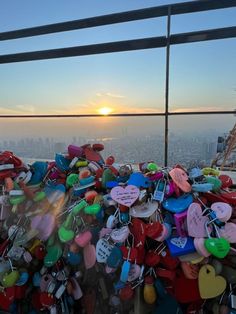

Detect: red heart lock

[155,268,176,284]
[15,285,27,299]
[81,289,97,314]
[120,246,137,263]
[40,292,56,308]
[129,218,146,248]
[219,175,233,189]
[181,262,199,280]
[32,291,45,311]
[34,245,46,260]
[221,191,236,205]
[145,250,161,267]
[136,246,146,265]
[174,270,201,303]
[0,287,15,310]
[84,147,102,163]
[160,248,179,270]
[119,284,134,301]
[119,204,129,213]
[203,192,227,204]
[145,222,163,239]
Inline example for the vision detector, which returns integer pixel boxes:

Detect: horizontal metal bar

[0,26,235,64]
[0,36,166,63]
[0,110,234,118]
[1,0,236,41]
[169,110,236,115]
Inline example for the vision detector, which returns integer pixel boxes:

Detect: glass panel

[0,116,165,165]
[169,39,236,112]
[0,49,165,115]
[168,114,236,167]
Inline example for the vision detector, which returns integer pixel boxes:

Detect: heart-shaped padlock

[96,239,113,263]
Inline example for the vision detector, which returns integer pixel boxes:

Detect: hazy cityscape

[0,132,219,168]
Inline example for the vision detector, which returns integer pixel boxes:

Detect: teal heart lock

[67,251,82,266]
[107,246,123,269]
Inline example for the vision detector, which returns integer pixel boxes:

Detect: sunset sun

[98,107,113,115]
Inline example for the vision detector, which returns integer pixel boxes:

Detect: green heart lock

[1,270,20,288]
[33,191,46,202]
[71,200,88,215]
[58,213,75,243]
[101,168,116,189]
[205,177,222,192]
[66,173,79,188]
[204,237,230,259]
[44,244,62,267]
[84,203,101,215]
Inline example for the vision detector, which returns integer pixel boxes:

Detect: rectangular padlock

[55,281,67,299]
[152,181,166,203]
[230,294,236,309]
[47,280,56,294]
[98,277,109,300]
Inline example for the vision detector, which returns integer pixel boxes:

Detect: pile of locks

[0,145,236,314]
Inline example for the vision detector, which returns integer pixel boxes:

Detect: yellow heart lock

[198,264,226,299]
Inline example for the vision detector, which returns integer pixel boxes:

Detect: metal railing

[0,0,236,166]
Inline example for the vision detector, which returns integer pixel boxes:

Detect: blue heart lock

[67,251,82,266]
[16,271,29,286]
[44,183,66,204]
[153,294,183,314]
[107,246,123,269]
[28,161,48,185]
[192,183,213,192]
[32,272,41,287]
[106,181,119,189]
[189,167,202,179]
[166,236,195,257]
[162,194,193,213]
[113,280,126,293]
[128,173,150,188]
[55,153,71,172]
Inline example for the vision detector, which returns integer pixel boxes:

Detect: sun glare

[98,107,113,115]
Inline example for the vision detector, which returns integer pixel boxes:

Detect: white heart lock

[128,264,141,282]
[96,239,113,263]
[110,226,130,243]
[106,215,118,229]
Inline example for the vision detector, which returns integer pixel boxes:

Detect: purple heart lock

[31,213,55,241]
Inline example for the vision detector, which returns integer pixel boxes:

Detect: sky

[0,0,235,138]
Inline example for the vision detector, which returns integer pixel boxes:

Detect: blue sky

[0,0,235,127]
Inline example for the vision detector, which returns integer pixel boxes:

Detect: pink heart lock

[211,202,232,222]
[169,168,191,193]
[110,185,140,207]
[83,243,96,269]
[31,213,55,241]
[75,230,92,247]
[128,264,141,282]
[110,226,130,243]
[99,228,112,239]
[187,203,212,238]
[105,265,116,274]
[218,222,236,243]
[194,238,211,257]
